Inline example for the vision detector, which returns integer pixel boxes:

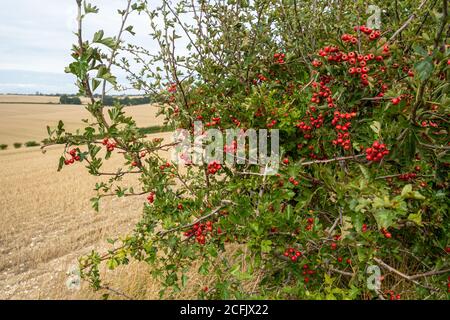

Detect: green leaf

[412,45,428,57]
[92,78,101,91]
[125,25,136,36]
[90,197,100,212]
[401,184,426,200]
[57,156,65,172]
[373,209,397,229]
[407,212,423,226]
[93,30,104,43]
[260,240,272,253]
[181,274,188,288]
[84,2,99,14]
[414,57,434,81]
[97,66,117,86]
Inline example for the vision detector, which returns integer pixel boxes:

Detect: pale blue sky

[0,0,168,94]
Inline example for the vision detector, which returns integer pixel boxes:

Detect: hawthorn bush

[45,0,449,299]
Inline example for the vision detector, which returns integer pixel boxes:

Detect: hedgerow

[45,0,449,299]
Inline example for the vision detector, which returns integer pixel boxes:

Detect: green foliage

[0,144,8,150]
[46,0,449,300]
[13,142,22,149]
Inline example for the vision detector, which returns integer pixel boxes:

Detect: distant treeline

[102,95,152,106]
[59,95,82,105]
[59,95,152,106]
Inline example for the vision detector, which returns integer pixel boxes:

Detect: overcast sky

[0,0,166,94]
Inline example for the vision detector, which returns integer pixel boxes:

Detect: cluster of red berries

[376,82,389,97]
[420,120,439,128]
[273,52,285,64]
[159,161,172,171]
[302,264,315,283]
[385,290,401,300]
[314,28,388,88]
[362,223,368,232]
[380,227,392,239]
[310,77,335,108]
[283,247,302,262]
[131,152,147,167]
[168,83,177,93]
[207,160,222,175]
[288,176,300,186]
[64,148,81,165]
[296,112,324,133]
[147,192,155,204]
[205,117,221,128]
[102,138,117,152]
[365,141,389,162]
[331,111,357,150]
[345,52,380,86]
[184,220,220,245]
[229,116,241,127]
[398,172,418,181]
[336,256,352,265]
[341,33,358,44]
[354,25,382,40]
[305,217,314,231]
[267,119,277,128]
[257,73,268,82]
[318,45,341,62]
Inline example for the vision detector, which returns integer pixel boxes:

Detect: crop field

[0,96,178,299]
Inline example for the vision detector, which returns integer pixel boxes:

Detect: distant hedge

[0,144,8,150]
[102,96,152,106]
[24,141,39,147]
[60,95,82,105]
[13,143,22,149]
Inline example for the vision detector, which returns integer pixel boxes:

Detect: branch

[157,200,235,236]
[373,257,442,292]
[238,155,366,176]
[434,0,448,51]
[388,0,429,43]
[101,0,133,103]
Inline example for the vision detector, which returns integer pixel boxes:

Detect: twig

[157,200,234,236]
[388,0,429,43]
[373,257,441,292]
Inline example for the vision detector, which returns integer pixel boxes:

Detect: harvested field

[0,97,180,299]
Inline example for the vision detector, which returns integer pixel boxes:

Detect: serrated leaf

[414,57,434,81]
[373,209,397,229]
[125,25,135,36]
[407,212,423,226]
[412,45,427,57]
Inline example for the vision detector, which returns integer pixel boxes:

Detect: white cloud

[0,0,192,94]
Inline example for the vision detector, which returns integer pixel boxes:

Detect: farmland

[0,95,175,299]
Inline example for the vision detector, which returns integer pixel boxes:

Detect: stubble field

[0,95,182,299]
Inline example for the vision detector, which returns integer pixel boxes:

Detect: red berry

[392,97,400,105]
